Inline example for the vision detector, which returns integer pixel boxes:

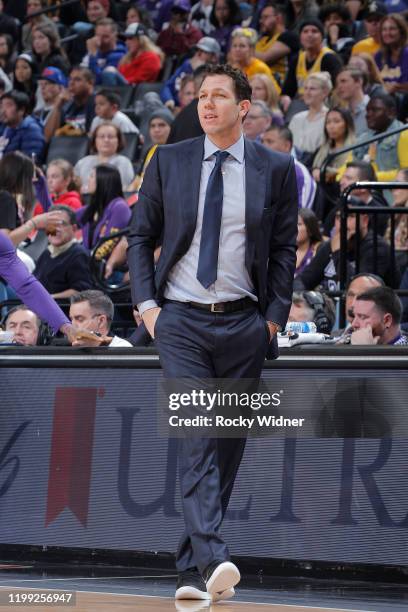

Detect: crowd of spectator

[0,0,407,347]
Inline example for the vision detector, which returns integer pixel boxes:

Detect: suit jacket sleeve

[265,157,298,327]
[127,148,163,306]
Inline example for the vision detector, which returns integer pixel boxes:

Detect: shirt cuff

[137,300,159,316]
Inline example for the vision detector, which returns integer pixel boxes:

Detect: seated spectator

[34,67,68,124]
[125,4,157,41]
[34,205,92,298]
[374,13,408,96]
[249,74,283,126]
[167,65,206,144]
[74,122,134,192]
[69,289,132,347]
[90,89,139,134]
[81,18,126,86]
[22,0,58,53]
[160,36,220,110]
[344,272,385,328]
[0,90,45,160]
[385,168,408,273]
[260,125,317,210]
[350,286,408,344]
[288,71,332,166]
[12,54,37,112]
[295,208,323,278]
[157,0,203,57]
[243,100,272,141]
[351,0,386,56]
[281,19,342,113]
[5,305,40,345]
[228,27,281,93]
[288,290,335,333]
[109,23,163,86]
[209,0,242,56]
[335,67,369,136]
[175,74,196,115]
[46,159,82,211]
[348,53,385,98]
[44,67,96,141]
[0,151,62,245]
[31,23,70,75]
[0,3,19,41]
[312,107,355,183]
[0,33,16,75]
[318,3,354,64]
[255,3,299,87]
[191,0,215,36]
[353,92,408,182]
[76,163,131,258]
[294,202,399,291]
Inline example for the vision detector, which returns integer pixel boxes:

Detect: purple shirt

[76,197,131,251]
[375,46,408,84]
[0,232,69,332]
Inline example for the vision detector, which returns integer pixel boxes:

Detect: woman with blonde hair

[228,28,281,93]
[103,23,163,86]
[249,73,283,123]
[289,71,332,165]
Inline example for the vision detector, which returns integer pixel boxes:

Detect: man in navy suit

[127,64,298,602]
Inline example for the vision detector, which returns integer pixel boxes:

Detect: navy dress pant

[154,300,270,574]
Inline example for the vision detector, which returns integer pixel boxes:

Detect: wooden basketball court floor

[0,566,407,612]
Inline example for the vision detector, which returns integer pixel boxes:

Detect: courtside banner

[0,366,407,565]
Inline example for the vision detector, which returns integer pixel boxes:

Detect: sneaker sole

[175,586,211,600]
[206,562,240,596]
[212,586,235,602]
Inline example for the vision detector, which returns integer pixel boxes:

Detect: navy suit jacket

[127,135,298,358]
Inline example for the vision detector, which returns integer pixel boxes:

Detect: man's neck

[350,89,364,110]
[206,130,242,150]
[381,326,401,345]
[74,93,90,106]
[305,46,321,61]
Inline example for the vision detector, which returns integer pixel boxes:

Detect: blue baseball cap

[40,67,68,87]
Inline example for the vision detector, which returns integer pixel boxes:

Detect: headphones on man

[302,291,333,335]
[1,306,54,346]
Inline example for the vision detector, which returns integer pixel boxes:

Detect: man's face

[351,299,387,340]
[300,25,322,51]
[366,98,392,132]
[95,94,115,119]
[6,310,39,346]
[69,70,92,97]
[47,210,76,247]
[336,71,357,101]
[339,166,360,193]
[95,25,116,52]
[365,16,381,39]
[39,79,61,104]
[259,7,277,34]
[149,118,171,145]
[1,98,22,127]
[261,129,290,153]
[87,0,107,23]
[346,276,381,322]
[198,74,249,140]
[243,106,271,140]
[69,301,108,335]
[26,0,42,16]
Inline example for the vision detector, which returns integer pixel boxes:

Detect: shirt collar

[204,134,245,163]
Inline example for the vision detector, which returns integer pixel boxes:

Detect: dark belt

[165,297,256,313]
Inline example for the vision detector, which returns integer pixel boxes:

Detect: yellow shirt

[351,37,380,56]
[256,33,287,83]
[244,57,281,94]
[296,47,333,96]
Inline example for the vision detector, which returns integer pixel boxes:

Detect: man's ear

[239,99,251,120]
[383,312,393,328]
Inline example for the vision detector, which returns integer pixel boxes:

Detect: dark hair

[5,304,41,329]
[12,57,37,111]
[70,66,95,85]
[202,63,252,102]
[319,3,351,23]
[33,23,64,55]
[82,163,124,225]
[210,0,242,28]
[126,4,154,30]
[368,91,397,112]
[51,204,77,225]
[95,89,121,107]
[0,33,14,60]
[266,124,293,145]
[261,2,287,18]
[346,160,377,182]
[90,121,125,154]
[95,17,118,33]
[0,151,35,217]
[1,89,31,114]
[70,289,114,324]
[356,286,402,324]
[324,106,355,145]
[379,13,408,56]
[298,208,322,245]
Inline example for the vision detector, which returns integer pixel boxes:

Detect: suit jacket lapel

[244,138,267,270]
[178,136,205,247]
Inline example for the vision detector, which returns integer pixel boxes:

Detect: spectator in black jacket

[34,205,92,298]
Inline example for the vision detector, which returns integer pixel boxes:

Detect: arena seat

[46,135,89,167]
[99,85,136,109]
[122,132,140,162]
